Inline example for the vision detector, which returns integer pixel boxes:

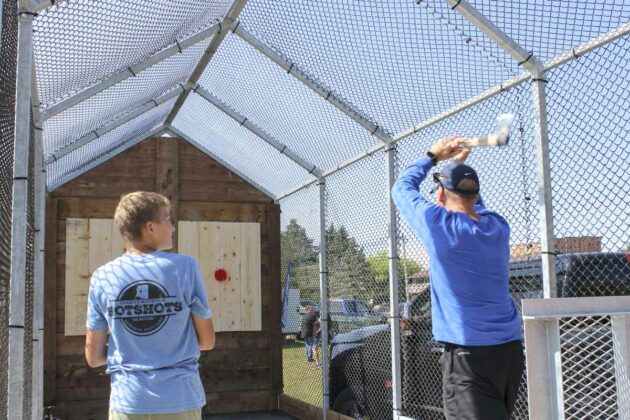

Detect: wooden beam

[178,202,268,223]
[44,198,58,405]
[279,394,355,420]
[267,204,283,400]
[156,138,179,251]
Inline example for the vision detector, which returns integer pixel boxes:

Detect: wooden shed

[43,135,282,419]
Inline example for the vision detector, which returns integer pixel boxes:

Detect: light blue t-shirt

[86,251,212,414]
[391,156,521,346]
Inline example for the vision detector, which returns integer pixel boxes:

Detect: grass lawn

[282,339,323,407]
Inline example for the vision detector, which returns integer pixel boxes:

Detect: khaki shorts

[109,408,201,420]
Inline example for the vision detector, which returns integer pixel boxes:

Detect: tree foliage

[281,220,425,305]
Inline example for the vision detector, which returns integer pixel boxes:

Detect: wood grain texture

[179,201,268,223]
[156,137,179,251]
[44,199,58,405]
[241,223,262,330]
[199,222,224,331]
[65,219,124,336]
[64,219,90,336]
[184,221,261,332]
[267,204,283,395]
[219,222,242,332]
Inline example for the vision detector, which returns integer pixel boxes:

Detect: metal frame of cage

[4,0,630,417]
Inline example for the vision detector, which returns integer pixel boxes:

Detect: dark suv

[329,252,630,419]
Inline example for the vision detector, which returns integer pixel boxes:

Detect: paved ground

[204,410,297,420]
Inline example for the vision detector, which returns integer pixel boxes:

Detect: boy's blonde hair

[114,191,170,242]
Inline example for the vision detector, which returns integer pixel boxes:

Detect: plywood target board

[64,218,126,336]
[179,221,262,332]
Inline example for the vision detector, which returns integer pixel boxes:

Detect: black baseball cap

[433,162,480,195]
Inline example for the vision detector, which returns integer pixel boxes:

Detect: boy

[85,191,215,420]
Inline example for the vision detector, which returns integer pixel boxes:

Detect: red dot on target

[214,269,228,282]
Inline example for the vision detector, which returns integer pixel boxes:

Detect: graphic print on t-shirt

[108,280,183,336]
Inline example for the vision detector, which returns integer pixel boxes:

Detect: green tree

[326,224,378,303]
[281,219,320,301]
[282,220,412,305]
[366,251,423,303]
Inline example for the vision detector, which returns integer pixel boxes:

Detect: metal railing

[523,296,630,420]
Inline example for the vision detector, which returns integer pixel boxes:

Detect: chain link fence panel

[559,315,618,419]
[42,37,212,159]
[240,0,518,135]
[278,183,323,407]
[22,109,36,420]
[546,35,630,298]
[47,96,174,189]
[394,84,538,420]
[324,153,393,420]
[199,33,382,174]
[172,92,316,198]
[468,0,630,63]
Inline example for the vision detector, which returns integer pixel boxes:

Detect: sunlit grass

[282,340,323,407]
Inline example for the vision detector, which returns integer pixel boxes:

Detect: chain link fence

[393,85,539,420]
[546,35,630,297]
[1,0,40,417]
[559,315,618,419]
[279,183,323,407]
[325,153,391,420]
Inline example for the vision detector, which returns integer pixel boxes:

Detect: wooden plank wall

[64,219,126,336]
[279,394,355,420]
[45,137,282,419]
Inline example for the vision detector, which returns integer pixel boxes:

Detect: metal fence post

[32,62,45,420]
[318,177,330,418]
[8,3,33,418]
[385,143,403,419]
[523,317,565,420]
[530,64,558,299]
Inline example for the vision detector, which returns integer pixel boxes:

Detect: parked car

[329,252,630,419]
[328,298,388,336]
[298,299,319,315]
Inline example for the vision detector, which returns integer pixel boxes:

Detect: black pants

[441,340,524,420]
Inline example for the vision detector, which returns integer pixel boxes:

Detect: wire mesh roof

[196,33,382,173]
[47,97,174,189]
[34,0,231,107]
[31,0,630,197]
[42,39,212,159]
[238,0,519,134]
[468,0,630,62]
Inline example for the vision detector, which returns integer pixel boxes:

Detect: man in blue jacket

[391,136,523,420]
